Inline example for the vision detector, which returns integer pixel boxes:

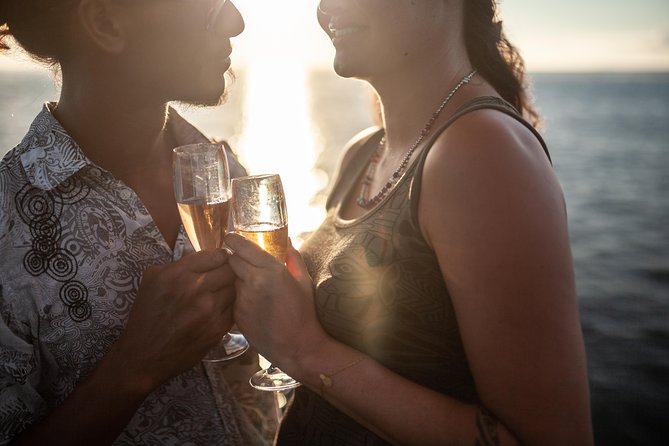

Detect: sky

[231,0,669,73]
[1,0,668,72]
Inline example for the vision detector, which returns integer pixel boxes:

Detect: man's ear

[77,0,126,53]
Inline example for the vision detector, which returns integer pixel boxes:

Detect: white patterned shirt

[0,104,261,445]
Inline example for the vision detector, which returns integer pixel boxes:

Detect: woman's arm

[418,110,593,444]
[290,326,505,445]
[227,234,514,446]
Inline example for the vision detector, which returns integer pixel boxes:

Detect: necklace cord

[357,70,477,209]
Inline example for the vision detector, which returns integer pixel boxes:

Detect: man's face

[118,0,245,106]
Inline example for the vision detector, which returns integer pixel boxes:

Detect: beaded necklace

[356,70,477,209]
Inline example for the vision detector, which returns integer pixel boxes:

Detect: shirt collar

[19,103,211,191]
[167,106,212,147]
[19,103,90,191]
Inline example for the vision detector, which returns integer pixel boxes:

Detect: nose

[317,0,354,35]
[212,0,245,37]
[317,0,337,36]
[317,0,332,15]
[317,0,348,15]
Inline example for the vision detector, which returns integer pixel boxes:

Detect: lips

[328,19,367,43]
[221,44,233,59]
[331,26,365,39]
[217,45,233,67]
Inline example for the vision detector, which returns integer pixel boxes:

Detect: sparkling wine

[236,223,288,261]
[177,199,230,251]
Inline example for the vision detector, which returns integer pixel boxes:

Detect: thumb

[286,238,313,292]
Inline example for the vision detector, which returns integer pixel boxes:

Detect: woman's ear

[77,0,126,53]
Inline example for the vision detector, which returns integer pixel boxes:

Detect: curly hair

[0,2,10,52]
[0,25,9,52]
[464,0,539,126]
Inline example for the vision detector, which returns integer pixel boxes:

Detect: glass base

[203,332,249,362]
[250,366,301,391]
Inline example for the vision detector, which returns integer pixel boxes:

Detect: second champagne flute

[231,174,301,391]
[173,142,249,362]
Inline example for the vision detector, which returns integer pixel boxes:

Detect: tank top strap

[409,96,551,219]
[419,96,550,164]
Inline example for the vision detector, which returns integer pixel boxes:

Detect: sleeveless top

[277,97,550,445]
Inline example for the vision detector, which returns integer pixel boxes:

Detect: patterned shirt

[0,104,261,445]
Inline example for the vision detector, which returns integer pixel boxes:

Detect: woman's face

[317,0,458,81]
[119,0,245,105]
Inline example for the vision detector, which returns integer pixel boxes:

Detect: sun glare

[232,0,332,69]
[230,0,332,244]
[235,57,327,245]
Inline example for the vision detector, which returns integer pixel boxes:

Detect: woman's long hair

[464,0,540,126]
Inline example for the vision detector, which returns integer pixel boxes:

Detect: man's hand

[114,248,237,388]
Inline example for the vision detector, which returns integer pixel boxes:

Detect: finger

[199,263,236,293]
[227,250,263,283]
[224,233,277,268]
[211,286,236,314]
[219,306,234,334]
[286,238,312,289]
[183,249,228,273]
[194,286,235,327]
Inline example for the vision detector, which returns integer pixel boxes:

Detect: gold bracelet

[318,355,366,397]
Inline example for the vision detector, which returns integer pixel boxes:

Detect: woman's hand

[224,233,328,373]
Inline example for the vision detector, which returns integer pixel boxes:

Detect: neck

[53,68,173,181]
[369,61,477,152]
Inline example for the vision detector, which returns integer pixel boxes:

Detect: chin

[183,90,228,107]
[184,74,231,106]
[175,86,227,108]
[332,55,368,80]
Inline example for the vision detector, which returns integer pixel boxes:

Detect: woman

[226,0,593,444]
[0,1,273,444]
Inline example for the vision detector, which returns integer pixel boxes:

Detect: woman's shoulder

[325,126,383,209]
[427,104,550,178]
[329,126,382,182]
[336,126,383,173]
[416,103,561,229]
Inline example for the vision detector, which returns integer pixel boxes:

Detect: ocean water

[529,73,669,445]
[1,69,668,445]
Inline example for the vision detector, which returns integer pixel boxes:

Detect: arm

[10,250,236,446]
[418,110,592,444]
[226,236,489,445]
[226,111,592,445]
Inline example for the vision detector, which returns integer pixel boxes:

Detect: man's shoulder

[0,146,29,212]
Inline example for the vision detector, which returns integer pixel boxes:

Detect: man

[0,0,271,444]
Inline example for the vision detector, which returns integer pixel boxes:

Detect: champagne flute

[173,142,249,362]
[231,174,301,391]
